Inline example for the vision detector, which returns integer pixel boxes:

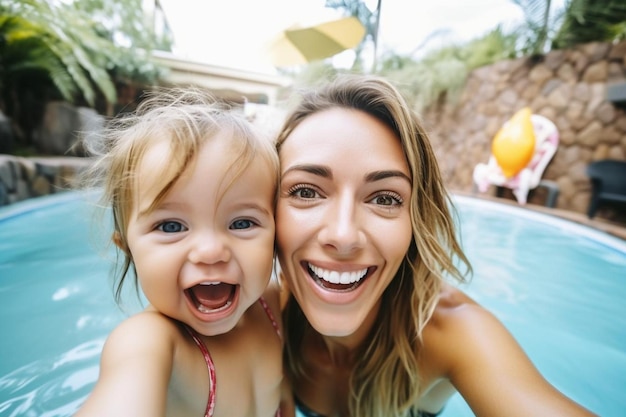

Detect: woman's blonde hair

[82,88,279,303]
[277,74,471,417]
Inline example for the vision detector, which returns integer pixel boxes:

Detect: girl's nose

[188,231,231,265]
[318,195,366,255]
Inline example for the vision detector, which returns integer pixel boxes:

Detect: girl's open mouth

[186,282,237,313]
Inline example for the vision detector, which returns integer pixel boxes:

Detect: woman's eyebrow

[365,170,411,184]
[282,164,332,179]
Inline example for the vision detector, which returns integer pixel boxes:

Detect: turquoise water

[1,192,625,416]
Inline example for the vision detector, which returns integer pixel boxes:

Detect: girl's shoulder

[103,310,183,360]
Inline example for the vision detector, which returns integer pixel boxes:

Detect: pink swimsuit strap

[184,324,216,417]
[258,296,282,340]
[184,296,282,417]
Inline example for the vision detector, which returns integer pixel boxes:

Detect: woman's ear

[112,231,125,250]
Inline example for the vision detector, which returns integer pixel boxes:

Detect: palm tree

[1,0,117,106]
[552,0,626,49]
[512,0,626,54]
[510,0,554,56]
[0,0,166,149]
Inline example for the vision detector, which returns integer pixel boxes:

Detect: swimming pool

[1,191,624,416]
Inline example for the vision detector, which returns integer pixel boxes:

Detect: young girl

[75,89,286,417]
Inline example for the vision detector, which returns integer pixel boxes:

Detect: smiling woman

[275,74,597,417]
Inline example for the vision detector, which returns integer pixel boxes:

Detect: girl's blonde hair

[82,88,279,303]
[277,74,471,417]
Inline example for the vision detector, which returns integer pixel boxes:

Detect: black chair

[586,159,626,218]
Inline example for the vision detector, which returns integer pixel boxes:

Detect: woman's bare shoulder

[421,284,510,372]
[428,284,488,325]
[421,287,597,416]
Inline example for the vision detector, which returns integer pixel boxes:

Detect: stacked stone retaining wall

[0,155,90,206]
[423,40,626,222]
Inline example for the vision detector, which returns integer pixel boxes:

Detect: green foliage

[371,0,626,111]
[0,0,168,108]
[0,0,170,150]
[72,0,172,82]
[292,0,626,115]
[510,0,554,56]
[463,26,519,69]
[1,0,115,105]
[378,44,467,111]
[376,26,519,111]
[552,0,626,48]
[0,15,77,101]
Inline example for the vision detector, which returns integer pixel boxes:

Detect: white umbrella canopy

[268,16,366,67]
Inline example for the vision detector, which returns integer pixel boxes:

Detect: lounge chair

[586,159,626,219]
[473,114,559,206]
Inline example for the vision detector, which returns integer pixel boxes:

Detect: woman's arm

[425,287,597,417]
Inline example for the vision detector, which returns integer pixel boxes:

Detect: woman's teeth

[309,264,367,284]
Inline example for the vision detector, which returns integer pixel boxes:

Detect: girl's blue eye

[230,219,255,230]
[158,221,185,233]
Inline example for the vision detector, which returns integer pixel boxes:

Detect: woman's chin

[304,307,365,338]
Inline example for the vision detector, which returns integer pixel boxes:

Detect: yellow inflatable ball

[491,107,536,178]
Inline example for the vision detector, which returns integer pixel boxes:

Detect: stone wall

[423,40,626,221]
[0,155,90,206]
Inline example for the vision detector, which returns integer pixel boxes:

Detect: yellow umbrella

[268,16,366,67]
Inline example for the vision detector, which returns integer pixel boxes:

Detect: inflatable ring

[492,107,536,178]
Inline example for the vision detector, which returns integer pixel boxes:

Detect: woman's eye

[289,185,319,199]
[157,221,186,233]
[230,219,255,230]
[371,193,402,206]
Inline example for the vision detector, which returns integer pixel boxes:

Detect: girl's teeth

[197,300,231,313]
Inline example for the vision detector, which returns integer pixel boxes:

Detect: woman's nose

[188,231,231,265]
[318,195,366,255]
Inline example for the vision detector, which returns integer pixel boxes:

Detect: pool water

[443,196,626,416]
[0,192,143,416]
[1,192,625,416]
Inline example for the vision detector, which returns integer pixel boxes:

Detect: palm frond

[1,16,80,102]
[510,0,553,55]
[553,0,626,48]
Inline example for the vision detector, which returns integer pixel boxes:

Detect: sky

[159,0,564,75]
